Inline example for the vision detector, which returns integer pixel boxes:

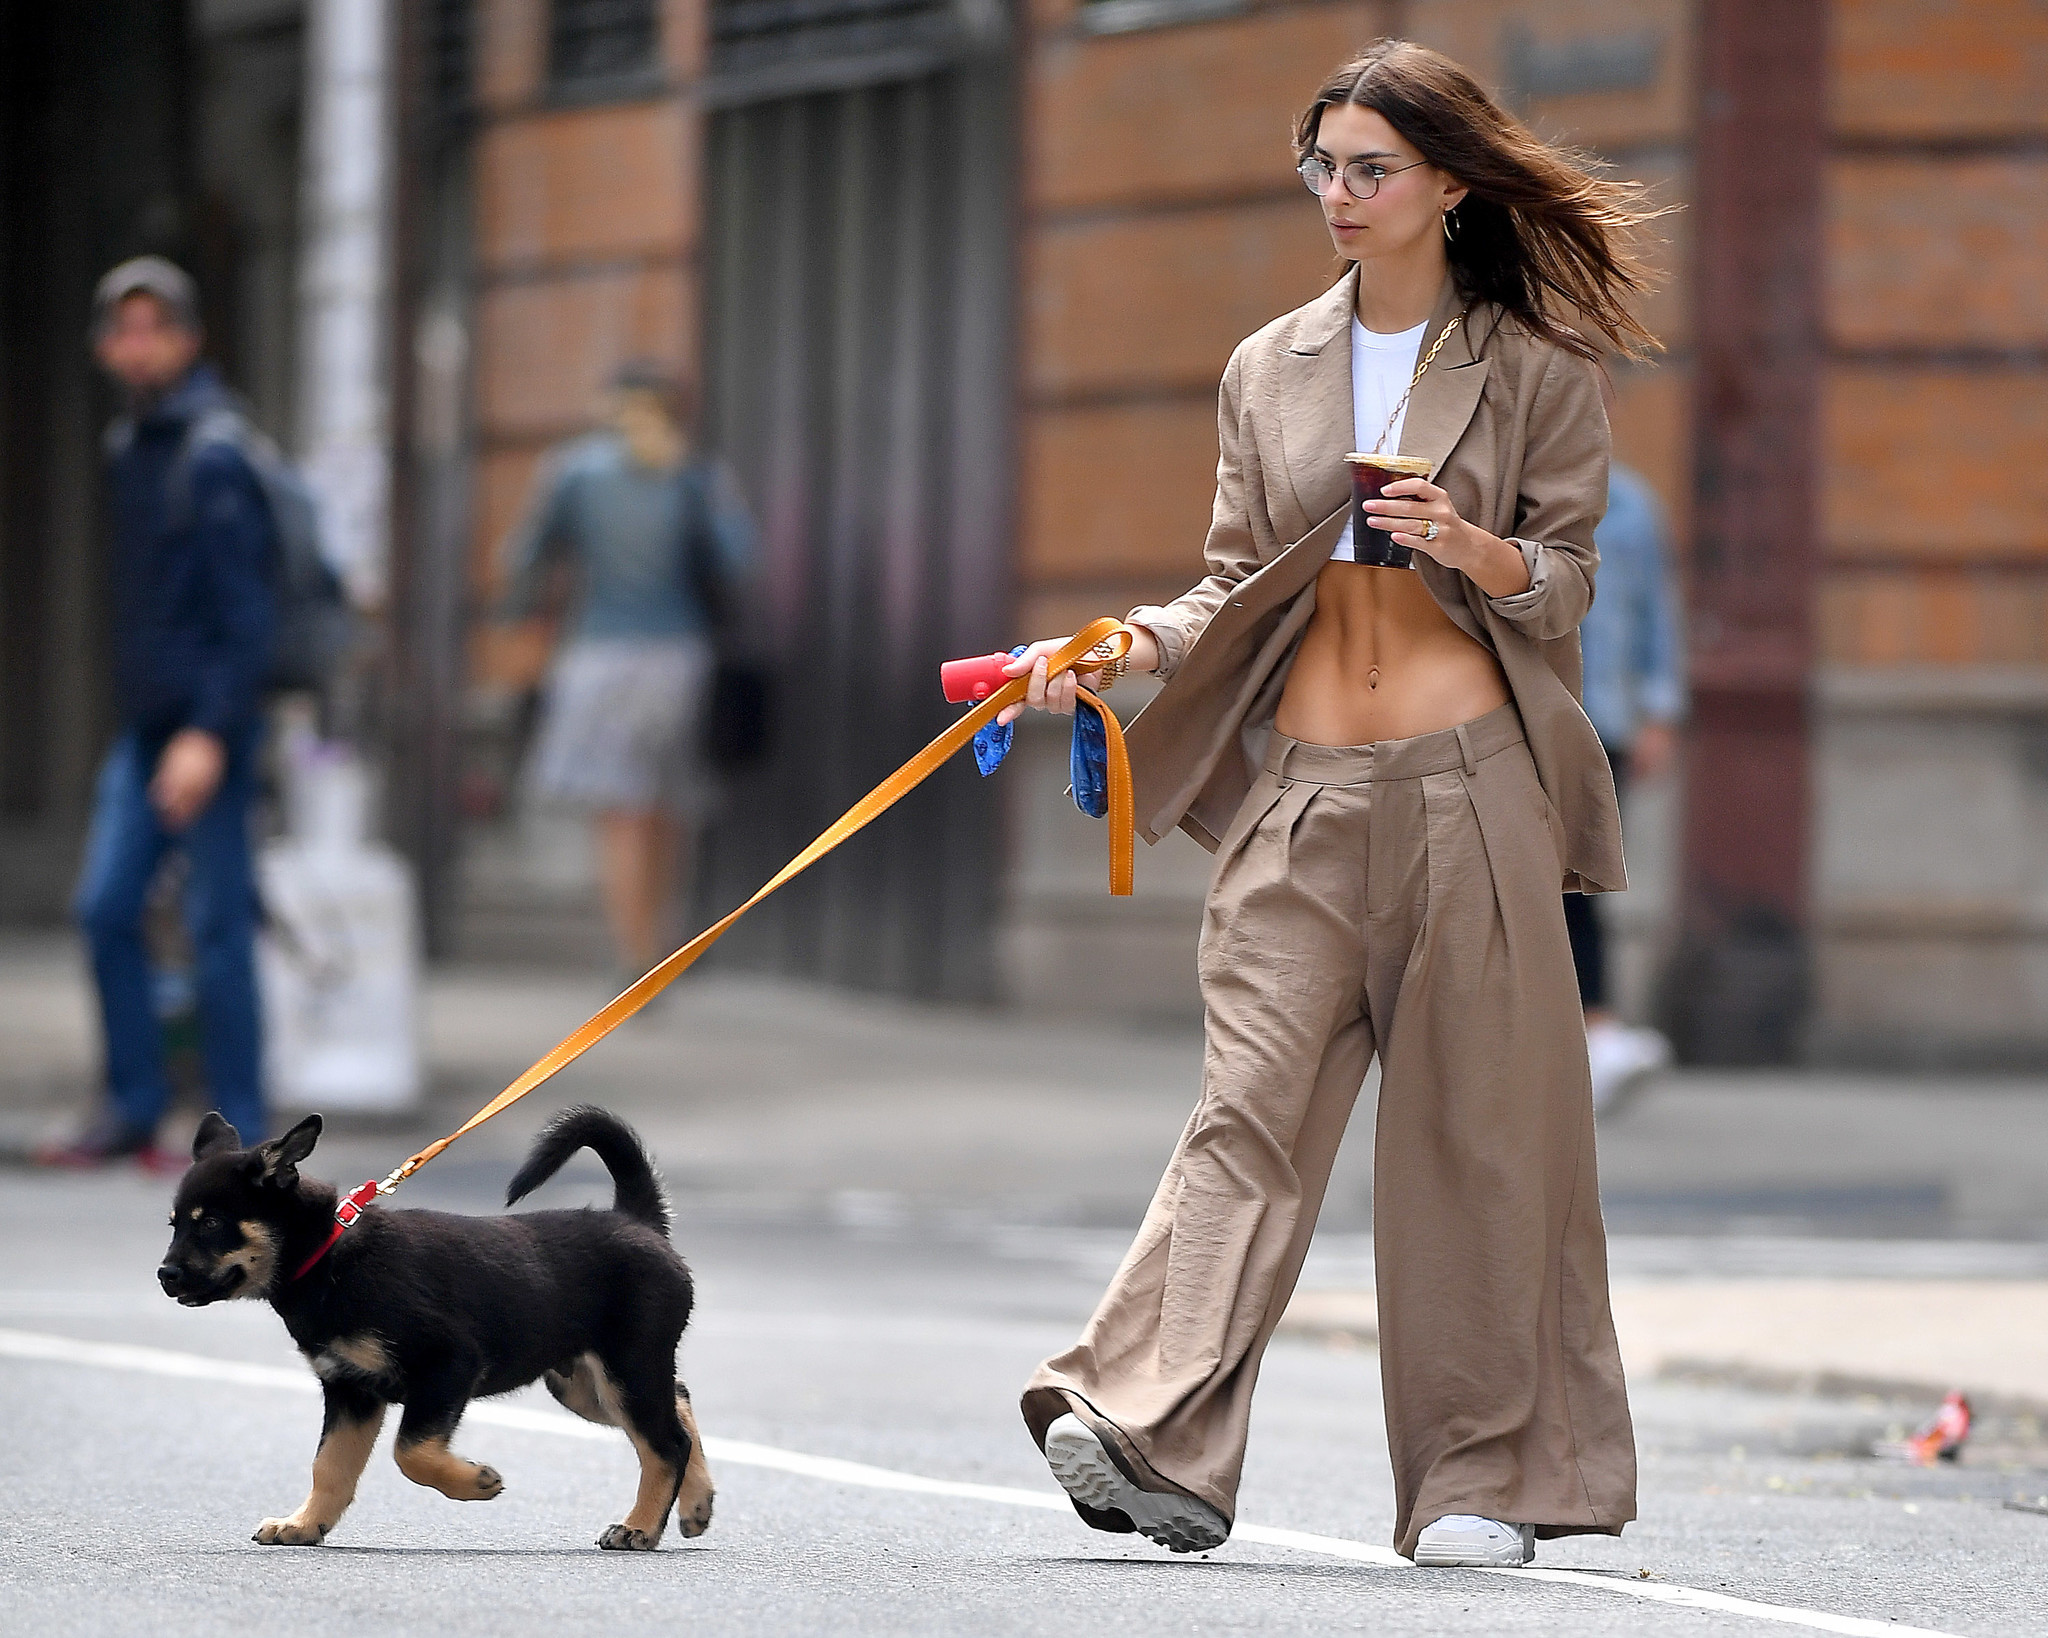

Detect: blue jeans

[74,724,265,1143]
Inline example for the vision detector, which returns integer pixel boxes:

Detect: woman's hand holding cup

[1362,475,1532,599]
[996,627,1161,726]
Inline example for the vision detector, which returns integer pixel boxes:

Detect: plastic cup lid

[1344,453,1435,476]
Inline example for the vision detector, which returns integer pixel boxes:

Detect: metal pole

[296,0,395,611]
[382,0,472,957]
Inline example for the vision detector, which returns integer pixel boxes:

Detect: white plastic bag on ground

[258,738,420,1112]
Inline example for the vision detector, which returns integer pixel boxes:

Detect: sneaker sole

[1042,1415,1228,1554]
[1413,1524,1536,1568]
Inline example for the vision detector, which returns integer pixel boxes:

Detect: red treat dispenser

[941,652,1016,704]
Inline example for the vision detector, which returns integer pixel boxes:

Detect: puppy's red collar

[291,1180,382,1283]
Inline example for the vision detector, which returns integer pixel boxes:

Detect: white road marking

[0,1327,1963,1638]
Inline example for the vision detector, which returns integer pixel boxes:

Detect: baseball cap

[91,256,200,336]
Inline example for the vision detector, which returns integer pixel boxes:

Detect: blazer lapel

[1277,270,1492,545]
[1398,274,1491,477]
[1402,276,1495,647]
[1275,270,1358,545]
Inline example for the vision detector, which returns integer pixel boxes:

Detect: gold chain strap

[1370,308,1470,456]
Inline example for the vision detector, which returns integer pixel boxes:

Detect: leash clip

[291,1178,384,1284]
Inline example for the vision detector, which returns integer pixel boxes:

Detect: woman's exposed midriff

[1274,559,1511,746]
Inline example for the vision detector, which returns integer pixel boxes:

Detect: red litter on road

[1874,1391,1971,1464]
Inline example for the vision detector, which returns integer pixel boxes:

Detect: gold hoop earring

[1442,207,1460,243]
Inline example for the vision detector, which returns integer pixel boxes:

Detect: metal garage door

[695,2,1018,999]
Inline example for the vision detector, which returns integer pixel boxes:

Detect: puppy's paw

[397,1442,504,1501]
[597,1524,660,1551]
[253,1516,327,1546]
[676,1491,714,1538]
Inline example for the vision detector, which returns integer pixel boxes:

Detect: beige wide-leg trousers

[1022,703,1637,1559]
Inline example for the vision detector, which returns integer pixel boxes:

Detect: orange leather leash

[322,619,1137,1231]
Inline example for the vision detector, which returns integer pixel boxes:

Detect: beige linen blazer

[1124,266,1626,894]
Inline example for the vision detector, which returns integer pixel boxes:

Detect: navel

[1367,666,1380,691]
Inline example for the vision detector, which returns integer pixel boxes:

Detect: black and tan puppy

[157,1104,714,1550]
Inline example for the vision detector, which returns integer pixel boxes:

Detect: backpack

[170,407,354,694]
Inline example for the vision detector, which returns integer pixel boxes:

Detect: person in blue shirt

[39,258,276,1167]
[1569,462,1685,1112]
[499,362,757,979]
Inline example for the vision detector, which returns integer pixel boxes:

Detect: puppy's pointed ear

[192,1111,241,1161]
[247,1114,323,1186]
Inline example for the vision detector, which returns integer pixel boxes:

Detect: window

[706,0,1003,105]
[429,0,473,127]
[1500,23,1664,108]
[1073,0,1243,37]
[550,0,659,94]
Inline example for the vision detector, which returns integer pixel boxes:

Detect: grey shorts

[527,638,715,816]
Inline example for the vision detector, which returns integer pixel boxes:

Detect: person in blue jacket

[1569,462,1685,1112]
[38,258,276,1167]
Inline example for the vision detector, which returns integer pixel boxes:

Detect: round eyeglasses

[1298,156,1429,199]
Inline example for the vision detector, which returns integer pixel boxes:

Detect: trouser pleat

[1022,706,1637,1554]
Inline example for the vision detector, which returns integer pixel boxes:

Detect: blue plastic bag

[971,645,1110,819]
[1069,694,1108,819]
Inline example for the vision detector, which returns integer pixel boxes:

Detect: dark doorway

[0,0,202,919]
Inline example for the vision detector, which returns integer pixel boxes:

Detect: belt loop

[1273,737,1294,786]
[1455,723,1476,776]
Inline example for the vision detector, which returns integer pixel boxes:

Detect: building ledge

[1820,900,2048,939]
[1818,666,2048,712]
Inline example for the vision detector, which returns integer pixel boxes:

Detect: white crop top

[1329,314,1429,563]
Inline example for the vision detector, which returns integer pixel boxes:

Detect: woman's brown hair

[1296,40,1668,362]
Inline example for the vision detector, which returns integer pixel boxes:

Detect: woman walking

[500,363,757,980]
[1004,40,1663,1565]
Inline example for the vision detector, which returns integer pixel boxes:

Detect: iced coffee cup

[1344,452,1437,569]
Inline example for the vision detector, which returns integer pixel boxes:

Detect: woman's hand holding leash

[1364,477,1534,600]
[997,627,1162,726]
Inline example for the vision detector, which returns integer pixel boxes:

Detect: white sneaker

[1042,1413,1230,1554]
[1413,1513,1536,1567]
[1587,1019,1672,1116]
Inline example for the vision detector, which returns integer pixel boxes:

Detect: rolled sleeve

[1485,537,1549,620]
[1124,605,1189,682]
[1484,350,1608,640]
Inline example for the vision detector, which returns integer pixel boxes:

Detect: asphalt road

[3,1162,2044,1638]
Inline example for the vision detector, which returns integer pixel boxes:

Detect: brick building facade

[1,0,2043,1061]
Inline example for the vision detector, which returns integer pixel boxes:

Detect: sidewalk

[1283,1283,2048,1421]
[4,934,2046,1421]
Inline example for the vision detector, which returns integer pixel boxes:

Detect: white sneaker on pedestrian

[1412,1513,1536,1567]
[1587,1018,1672,1116]
[1042,1413,1230,1554]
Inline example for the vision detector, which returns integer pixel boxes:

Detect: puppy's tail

[504,1105,670,1236]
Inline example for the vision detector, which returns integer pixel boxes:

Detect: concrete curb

[1277,1286,2048,1433]
[1652,1358,2048,1425]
